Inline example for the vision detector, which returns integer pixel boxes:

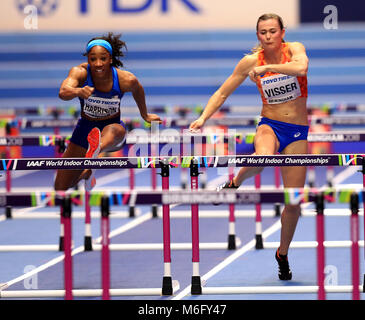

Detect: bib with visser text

[260,73,300,104]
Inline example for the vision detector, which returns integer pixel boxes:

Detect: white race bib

[83,95,120,118]
[260,74,301,104]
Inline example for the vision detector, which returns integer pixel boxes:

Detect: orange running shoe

[86,127,101,159]
[85,127,101,191]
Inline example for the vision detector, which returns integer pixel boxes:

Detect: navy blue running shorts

[257,117,309,153]
[69,117,126,150]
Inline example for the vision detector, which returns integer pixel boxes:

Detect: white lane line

[4,246,84,288]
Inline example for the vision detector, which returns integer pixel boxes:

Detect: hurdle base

[5,206,12,219]
[84,236,93,251]
[129,206,135,218]
[191,276,202,295]
[227,234,236,250]
[152,205,158,218]
[274,203,281,217]
[255,234,264,249]
[58,236,64,252]
[162,276,173,296]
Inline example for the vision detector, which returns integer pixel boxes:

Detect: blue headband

[86,39,113,55]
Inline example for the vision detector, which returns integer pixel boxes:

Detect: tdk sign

[79,0,200,13]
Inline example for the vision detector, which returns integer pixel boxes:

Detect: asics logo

[294,132,301,138]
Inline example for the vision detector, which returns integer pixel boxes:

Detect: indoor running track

[0,165,363,300]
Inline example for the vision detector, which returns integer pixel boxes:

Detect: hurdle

[0,188,363,299]
[167,185,362,299]
[180,155,364,299]
[1,154,364,299]
[254,174,264,249]
[3,129,364,222]
[0,195,241,253]
[227,166,237,250]
[4,102,365,118]
[199,192,363,299]
[0,193,180,299]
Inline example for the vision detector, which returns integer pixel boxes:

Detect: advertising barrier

[1,0,299,31]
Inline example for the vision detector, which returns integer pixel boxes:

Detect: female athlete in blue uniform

[54,32,161,191]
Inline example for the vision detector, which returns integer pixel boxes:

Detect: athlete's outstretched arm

[189,55,256,131]
[119,70,161,123]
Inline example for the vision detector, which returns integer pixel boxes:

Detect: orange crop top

[255,43,308,104]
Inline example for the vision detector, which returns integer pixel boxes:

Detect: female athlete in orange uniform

[189,14,309,280]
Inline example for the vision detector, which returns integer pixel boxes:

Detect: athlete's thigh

[280,140,308,188]
[102,123,126,140]
[101,123,127,152]
[254,124,279,155]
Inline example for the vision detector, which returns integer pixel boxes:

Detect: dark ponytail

[84,32,127,68]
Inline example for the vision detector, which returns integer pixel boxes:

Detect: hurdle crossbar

[9,114,365,130]
[262,240,364,249]
[0,187,363,207]
[6,209,141,219]
[0,153,363,171]
[0,283,180,298]
[92,239,242,251]
[0,244,67,252]
[157,208,364,219]
[3,103,364,118]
